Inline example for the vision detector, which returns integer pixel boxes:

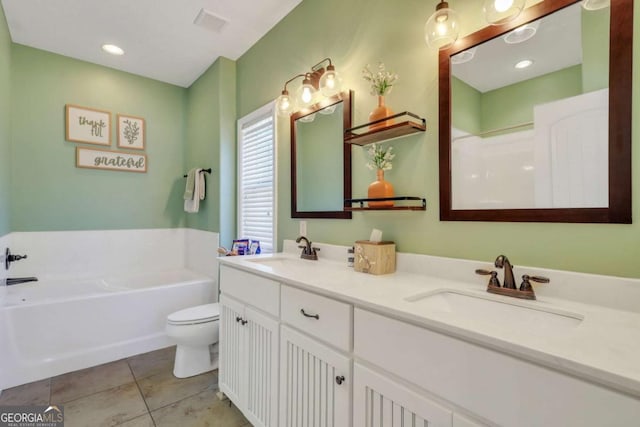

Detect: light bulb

[275,90,295,116]
[296,77,317,108]
[483,0,525,25]
[494,0,513,13]
[425,2,459,50]
[319,65,343,97]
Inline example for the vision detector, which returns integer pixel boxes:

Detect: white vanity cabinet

[279,325,351,427]
[354,308,640,427]
[279,285,353,427]
[354,363,453,427]
[219,266,280,427]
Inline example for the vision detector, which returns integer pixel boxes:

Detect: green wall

[0,5,11,237]
[185,57,236,247]
[480,65,583,132]
[582,6,610,92]
[236,0,640,278]
[10,44,187,231]
[451,77,481,135]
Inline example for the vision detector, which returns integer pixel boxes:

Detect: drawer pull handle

[335,375,345,385]
[300,309,320,320]
[235,316,242,323]
[241,319,248,325]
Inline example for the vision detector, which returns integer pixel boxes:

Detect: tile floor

[0,346,250,427]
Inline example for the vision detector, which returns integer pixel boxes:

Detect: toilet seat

[167,303,220,325]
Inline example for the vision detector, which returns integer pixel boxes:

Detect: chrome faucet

[494,254,516,289]
[295,236,319,260]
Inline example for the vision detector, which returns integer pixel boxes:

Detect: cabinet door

[279,325,351,427]
[219,295,247,405]
[244,306,280,427]
[353,363,452,427]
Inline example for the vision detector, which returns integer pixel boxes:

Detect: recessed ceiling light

[515,59,533,69]
[102,44,124,56]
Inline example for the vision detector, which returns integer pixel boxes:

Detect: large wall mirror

[291,91,352,219]
[439,0,632,223]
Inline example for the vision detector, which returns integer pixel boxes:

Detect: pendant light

[425,1,460,50]
[483,0,525,25]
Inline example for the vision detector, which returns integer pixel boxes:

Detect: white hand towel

[184,169,206,213]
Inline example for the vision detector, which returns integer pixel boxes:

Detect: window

[237,103,276,253]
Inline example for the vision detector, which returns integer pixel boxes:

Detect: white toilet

[165,303,220,378]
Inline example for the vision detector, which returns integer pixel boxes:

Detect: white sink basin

[405,290,583,330]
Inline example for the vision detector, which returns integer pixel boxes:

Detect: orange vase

[368,96,395,131]
[368,169,395,208]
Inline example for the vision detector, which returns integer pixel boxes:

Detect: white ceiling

[1,0,302,87]
[452,3,584,93]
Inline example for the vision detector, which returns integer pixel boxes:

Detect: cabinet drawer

[220,265,280,316]
[281,285,352,351]
[354,308,640,427]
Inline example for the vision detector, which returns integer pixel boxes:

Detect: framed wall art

[76,147,147,173]
[66,104,111,145]
[117,114,145,150]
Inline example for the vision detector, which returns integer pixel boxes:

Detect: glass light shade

[424,4,460,50]
[319,66,343,97]
[582,0,609,10]
[275,91,295,116]
[503,20,540,44]
[296,80,317,108]
[483,0,525,25]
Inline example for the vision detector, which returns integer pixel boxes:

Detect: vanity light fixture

[483,0,525,25]
[514,59,533,69]
[425,0,460,50]
[582,0,610,10]
[275,58,343,116]
[101,44,124,56]
[503,21,540,44]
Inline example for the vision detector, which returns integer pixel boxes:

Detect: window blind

[238,109,275,254]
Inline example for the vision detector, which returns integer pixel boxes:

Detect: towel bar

[183,168,212,178]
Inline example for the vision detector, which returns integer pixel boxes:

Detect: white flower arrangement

[365,143,395,171]
[361,62,399,96]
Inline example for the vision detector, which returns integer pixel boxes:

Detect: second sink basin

[405,289,583,331]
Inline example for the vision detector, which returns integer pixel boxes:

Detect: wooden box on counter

[354,240,396,275]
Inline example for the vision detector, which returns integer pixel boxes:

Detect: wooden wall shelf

[345,112,426,146]
[345,196,426,211]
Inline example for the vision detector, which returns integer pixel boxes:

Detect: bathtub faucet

[5,248,28,270]
[6,277,38,286]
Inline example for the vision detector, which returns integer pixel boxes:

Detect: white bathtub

[0,269,216,391]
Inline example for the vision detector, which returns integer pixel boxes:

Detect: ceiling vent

[193,8,229,33]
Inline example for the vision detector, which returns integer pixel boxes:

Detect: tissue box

[354,240,396,275]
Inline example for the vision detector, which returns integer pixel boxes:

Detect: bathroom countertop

[218,250,640,399]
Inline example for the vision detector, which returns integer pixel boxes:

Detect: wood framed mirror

[439,0,632,223]
[291,90,353,219]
